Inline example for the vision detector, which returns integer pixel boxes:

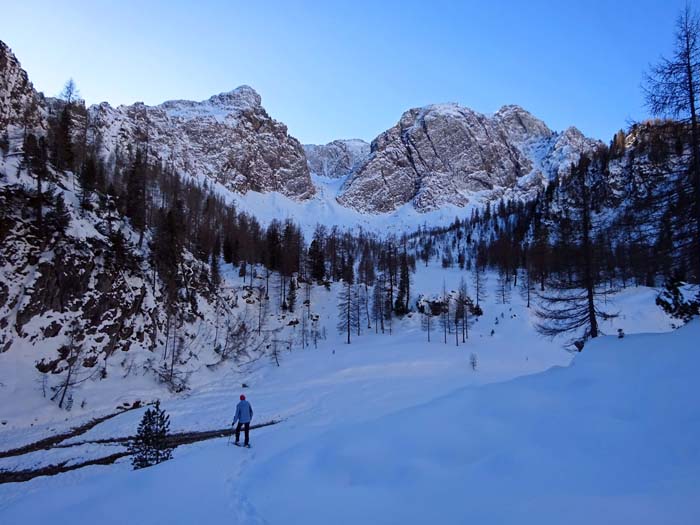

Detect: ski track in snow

[226,445,268,525]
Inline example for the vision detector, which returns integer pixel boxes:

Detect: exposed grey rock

[2,37,602,216]
[338,103,601,213]
[0,41,44,133]
[303,139,370,179]
[87,86,314,200]
[1,39,313,200]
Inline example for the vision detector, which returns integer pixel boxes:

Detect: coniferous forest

[2,9,700,390]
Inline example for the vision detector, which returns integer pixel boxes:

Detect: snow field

[1,262,688,524]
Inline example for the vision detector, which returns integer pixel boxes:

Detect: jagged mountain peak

[157,85,263,122]
[559,125,587,141]
[208,84,262,108]
[397,102,479,129]
[493,103,537,119]
[493,104,553,142]
[2,36,606,217]
[0,38,314,201]
[337,101,598,214]
[384,102,554,155]
[88,85,264,124]
[85,86,313,199]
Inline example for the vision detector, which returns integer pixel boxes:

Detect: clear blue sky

[0,0,691,144]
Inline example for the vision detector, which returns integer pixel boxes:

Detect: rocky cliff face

[2,37,604,217]
[0,41,44,134]
[303,139,370,178]
[337,103,601,213]
[1,40,314,200]
[88,87,315,200]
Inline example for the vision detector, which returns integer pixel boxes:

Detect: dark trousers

[235,422,250,445]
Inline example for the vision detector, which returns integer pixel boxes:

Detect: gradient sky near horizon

[0,0,692,144]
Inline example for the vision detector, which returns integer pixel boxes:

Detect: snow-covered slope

[0,284,693,524]
[0,153,275,406]
[207,173,490,236]
[246,321,700,525]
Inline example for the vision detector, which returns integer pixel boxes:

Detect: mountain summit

[335,103,600,213]
[88,85,314,200]
[2,38,602,216]
[0,40,315,201]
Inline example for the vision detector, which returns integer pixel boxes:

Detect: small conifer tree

[129,401,173,470]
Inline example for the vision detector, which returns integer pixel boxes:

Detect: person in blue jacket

[232,394,253,447]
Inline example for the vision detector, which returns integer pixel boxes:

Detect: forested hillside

[1,29,699,418]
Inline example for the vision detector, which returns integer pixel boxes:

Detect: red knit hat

[240,394,246,400]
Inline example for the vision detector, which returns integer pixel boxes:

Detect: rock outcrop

[87,86,314,200]
[0,41,44,133]
[2,38,604,215]
[337,103,601,213]
[303,139,370,178]
[1,40,313,200]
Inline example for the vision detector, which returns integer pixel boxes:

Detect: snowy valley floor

[1,285,699,524]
